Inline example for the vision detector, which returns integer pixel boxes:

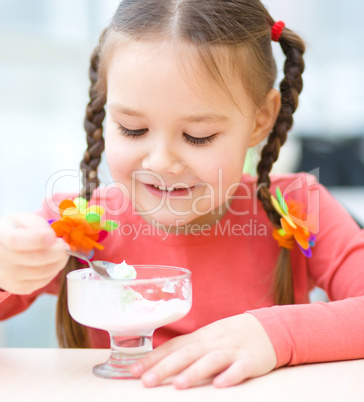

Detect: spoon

[67,250,116,279]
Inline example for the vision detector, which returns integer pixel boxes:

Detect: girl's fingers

[9,238,68,267]
[0,213,68,295]
[15,257,68,281]
[0,214,56,251]
[132,333,196,376]
[213,357,254,388]
[5,278,58,295]
[140,342,205,387]
[140,347,253,389]
[172,350,233,389]
[1,257,68,294]
[0,236,69,294]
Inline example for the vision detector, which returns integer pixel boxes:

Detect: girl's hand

[0,213,69,294]
[130,313,277,388]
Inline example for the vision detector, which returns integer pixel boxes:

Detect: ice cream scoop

[67,250,135,280]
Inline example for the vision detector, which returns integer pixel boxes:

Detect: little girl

[1,0,364,389]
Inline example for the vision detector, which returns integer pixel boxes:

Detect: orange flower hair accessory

[48,197,119,259]
[271,187,316,257]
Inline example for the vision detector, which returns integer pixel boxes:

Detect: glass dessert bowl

[67,264,192,379]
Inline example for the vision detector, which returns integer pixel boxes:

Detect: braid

[257,27,305,305]
[80,29,108,202]
[56,31,108,348]
[56,257,91,348]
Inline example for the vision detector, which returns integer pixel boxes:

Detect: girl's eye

[183,133,216,145]
[119,125,216,145]
[119,125,148,138]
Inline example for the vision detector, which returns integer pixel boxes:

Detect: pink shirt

[1,173,364,368]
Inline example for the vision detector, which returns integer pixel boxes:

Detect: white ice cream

[107,260,137,280]
[67,268,191,335]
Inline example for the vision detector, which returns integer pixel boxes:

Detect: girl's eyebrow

[108,103,230,123]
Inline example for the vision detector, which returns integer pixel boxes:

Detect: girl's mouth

[144,183,196,197]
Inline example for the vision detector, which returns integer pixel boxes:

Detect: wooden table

[1,348,363,401]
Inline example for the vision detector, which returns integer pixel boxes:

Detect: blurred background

[0,0,363,347]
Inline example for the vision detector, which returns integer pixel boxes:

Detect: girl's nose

[141,143,185,175]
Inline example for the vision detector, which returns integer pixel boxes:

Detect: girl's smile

[104,39,279,229]
[143,183,197,197]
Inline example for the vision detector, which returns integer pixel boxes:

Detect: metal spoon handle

[66,249,111,279]
[67,249,90,264]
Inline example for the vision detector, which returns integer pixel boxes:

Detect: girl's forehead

[105,38,254,114]
[108,39,210,79]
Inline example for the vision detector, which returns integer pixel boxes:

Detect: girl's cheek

[105,150,125,180]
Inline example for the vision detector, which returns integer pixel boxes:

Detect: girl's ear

[249,89,281,147]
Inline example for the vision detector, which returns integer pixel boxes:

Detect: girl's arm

[249,183,364,367]
[248,296,364,367]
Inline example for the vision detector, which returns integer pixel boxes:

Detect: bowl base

[93,358,140,379]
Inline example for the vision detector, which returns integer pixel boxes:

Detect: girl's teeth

[152,185,179,192]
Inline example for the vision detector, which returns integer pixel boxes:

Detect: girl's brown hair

[56,0,305,347]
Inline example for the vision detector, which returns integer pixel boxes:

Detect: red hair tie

[271,21,285,42]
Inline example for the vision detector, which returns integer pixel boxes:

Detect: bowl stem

[93,332,154,379]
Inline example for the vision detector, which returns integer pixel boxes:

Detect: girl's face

[105,40,278,229]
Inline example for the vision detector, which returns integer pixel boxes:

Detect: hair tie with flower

[271,187,316,257]
[48,197,119,259]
